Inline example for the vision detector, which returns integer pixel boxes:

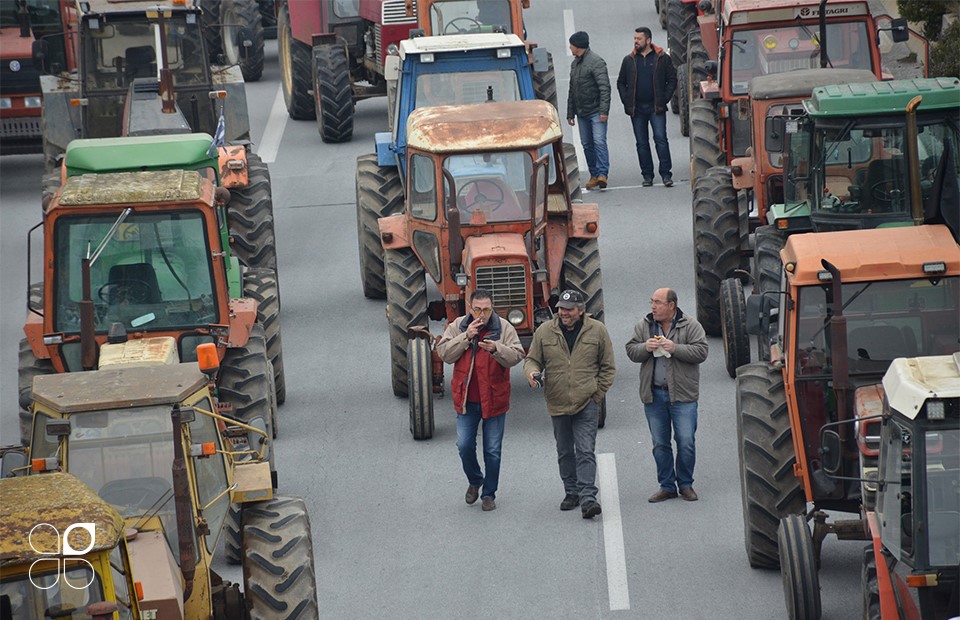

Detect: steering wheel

[443,16,482,34]
[869,180,901,205]
[98,279,152,304]
[99,477,171,512]
[458,180,505,214]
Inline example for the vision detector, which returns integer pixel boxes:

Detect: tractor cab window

[0,563,105,619]
[410,153,438,221]
[925,428,960,567]
[429,0,513,35]
[53,211,219,335]
[415,69,520,107]
[443,150,534,223]
[332,0,360,18]
[190,398,230,555]
[811,121,883,214]
[917,117,960,218]
[879,420,913,559]
[728,21,872,95]
[784,118,812,205]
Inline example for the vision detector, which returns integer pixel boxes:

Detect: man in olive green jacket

[524,290,616,519]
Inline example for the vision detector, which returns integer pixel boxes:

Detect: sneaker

[597,175,608,189]
[642,178,654,187]
[560,494,580,511]
[581,500,602,519]
[585,176,600,190]
[481,496,496,511]
[663,177,674,187]
[465,484,481,505]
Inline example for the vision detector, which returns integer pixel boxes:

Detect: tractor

[376,100,603,439]
[719,77,960,375]
[683,0,927,337]
[733,225,959,615]
[278,0,553,142]
[18,169,285,470]
[355,31,563,300]
[0,341,317,617]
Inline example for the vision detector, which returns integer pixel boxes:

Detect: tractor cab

[418,0,525,37]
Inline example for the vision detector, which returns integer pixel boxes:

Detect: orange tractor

[377,100,603,438]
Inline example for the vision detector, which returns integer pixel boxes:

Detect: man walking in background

[567,31,611,190]
[616,26,677,187]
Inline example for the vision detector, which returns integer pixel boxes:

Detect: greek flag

[207,106,226,159]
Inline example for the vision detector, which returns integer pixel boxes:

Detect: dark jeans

[577,113,609,178]
[551,400,600,502]
[644,386,698,492]
[631,103,672,181]
[456,402,505,500]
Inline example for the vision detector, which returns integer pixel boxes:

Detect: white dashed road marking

[598,452,630,611]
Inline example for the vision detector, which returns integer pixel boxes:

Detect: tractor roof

[407,100,561,153]
[803,77,960,117]
[32,362,208,414]
[724,0,870,26]
[0,473,124,567]
[883,353,960,421]
[57,169,209,208]
[65,134,218,177]
[781,225,960,286]
[399,32,525,58]
[749,69,877,101]
[81,0,199,17]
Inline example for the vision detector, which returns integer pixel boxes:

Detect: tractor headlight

[387,43,399,56]
[926,400,945,420]
[507,309,524,325]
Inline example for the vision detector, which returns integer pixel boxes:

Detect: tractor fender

[23,315,49,360]
[730,156,754,191]
[375,131,394,166]
[697,13,718,62]
[228,297,258,348]
[218,145,249,188]
[378,214,410,250]
[569,202,600,238]
[212,65,252,142]
[286,1,323,44]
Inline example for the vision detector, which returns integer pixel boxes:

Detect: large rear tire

[689,98,724,188]
[779,514,822,620]
[753,225,786,361]
[258,0,276,38]
[278,3,315,120]
[407,336,435,440]
[563,141,581,201]
[221,0,265,82]
[686,29,708,104]
[861,545,881,620]
[200,0,223,62]
[562,238,604,323]
[676,62,689,137]
[313,42,354,143]
[243,496,319,620]
[720,277,750,378]
[384,248,428,398]
[667,0,697,114]
[356,155,404,299]
[736,363,805,569]
[657,0,668,30]
[228,153,278,276]
[243,268,285,405]
[693,166,740,336]
[18,338,54,446]
[532,51,559,110]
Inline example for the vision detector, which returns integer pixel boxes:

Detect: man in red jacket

[437,289,525,512]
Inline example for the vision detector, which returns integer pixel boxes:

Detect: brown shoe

[597,175,608,189]
[481,496,496,511]
[465,485,480,505]
[648,490,678,503]
[585,176,600,190]
[680,487,699,501]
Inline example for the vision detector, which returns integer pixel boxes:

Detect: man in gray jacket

[625,288,708,503]
[567,31,611,191]
[525,290,616,519]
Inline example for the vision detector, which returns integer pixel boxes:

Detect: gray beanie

[569,31,589,49]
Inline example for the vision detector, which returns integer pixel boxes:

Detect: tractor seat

[848,325,906,362]
[124,45,157,81]
[106,263,162,304]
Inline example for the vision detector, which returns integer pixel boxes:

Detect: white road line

[256,86,288,164]
[563,9,575,57]
[598,452,630,611]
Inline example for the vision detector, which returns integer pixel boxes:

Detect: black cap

[557,289,584,309]
[569,31,589,49]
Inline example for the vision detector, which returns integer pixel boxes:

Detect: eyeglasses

[650,299,670,307]
[472,307,492,315]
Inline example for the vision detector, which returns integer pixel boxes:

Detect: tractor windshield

[924,428,960,567]
[443,150,537,223]
[415,69,520,107]
[81,14,207,92]
[794,276,960,378]
[428,0,513,35]
[52,210,219,335]
[728,21,873,95]
[0,564,106,620]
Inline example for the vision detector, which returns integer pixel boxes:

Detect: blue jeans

[643,386,697,492]
[577,113,609,178]
[551,400,599,503]
[631,103,672,181]
[456,402,505,500]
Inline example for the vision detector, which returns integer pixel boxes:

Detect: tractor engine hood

[462,233,529,269]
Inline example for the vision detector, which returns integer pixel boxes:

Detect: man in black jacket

[616,27,677,187]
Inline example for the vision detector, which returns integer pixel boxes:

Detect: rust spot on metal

[407,100,562,153]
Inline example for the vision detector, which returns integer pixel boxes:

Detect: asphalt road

[0,2,871,617]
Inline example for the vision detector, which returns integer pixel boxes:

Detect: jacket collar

[629,43,665,58]
[459,311,503,339]
[645,306,686,325]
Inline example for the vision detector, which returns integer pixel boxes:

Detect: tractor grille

[374,24,383,69]
[764,57,817,74]
[0,116,42,138]
[475,264,527,309]
[382,0,417,24]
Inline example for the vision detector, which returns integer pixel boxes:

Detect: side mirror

[890,18,909,43]
[0,450,28,478]
[531,47,549,73]
[704,60,717,79]
[235,27,253,59]
[820,429,842,474]
[384,54,400,81]
[765,116,784,153]
[32,39,50,74]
